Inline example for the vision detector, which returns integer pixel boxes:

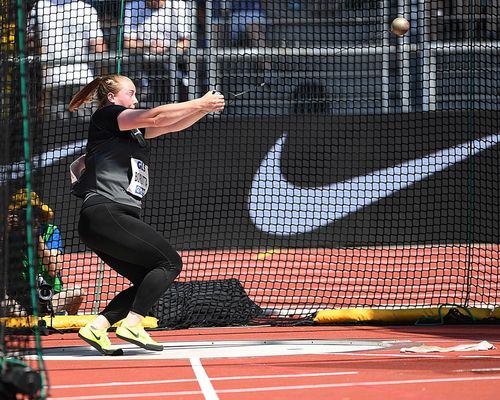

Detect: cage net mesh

[2,0,500,339]
[2,0,48,398]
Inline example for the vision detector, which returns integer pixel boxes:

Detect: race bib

[127,158,149,198]
[69,154,86,185]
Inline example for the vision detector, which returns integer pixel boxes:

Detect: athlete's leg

[79,203,182,324]
[91,251,141,325]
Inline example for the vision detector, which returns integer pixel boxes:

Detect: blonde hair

[68,75,127,112]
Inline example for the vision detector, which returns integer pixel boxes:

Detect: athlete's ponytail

[68,75,124,112]
[68,77,102,112]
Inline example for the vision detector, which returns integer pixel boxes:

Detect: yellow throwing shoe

[78,324,123,356]
[116,324,164,351]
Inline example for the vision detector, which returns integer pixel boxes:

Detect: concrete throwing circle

[39,339,417,360]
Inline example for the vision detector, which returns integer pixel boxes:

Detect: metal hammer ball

[391,17,410,36]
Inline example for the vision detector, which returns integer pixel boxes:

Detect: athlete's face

[108,78,138,109]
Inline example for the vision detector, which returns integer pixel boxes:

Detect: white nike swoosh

[248,132,500,236]
[0,140,87,184]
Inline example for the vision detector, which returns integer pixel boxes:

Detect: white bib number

[127,158,149,198]
[70,154,86,185]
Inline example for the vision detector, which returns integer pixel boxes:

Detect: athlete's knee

[158,255,183,276]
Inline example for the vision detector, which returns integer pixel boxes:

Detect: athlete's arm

[116,92,225,133]
[144,111,207,138]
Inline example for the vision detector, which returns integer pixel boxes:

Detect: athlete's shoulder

[90,105,130,139]
[95,104,128,112]
[93,105,128,119]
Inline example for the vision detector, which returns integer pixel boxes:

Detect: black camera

[37,276,55,316]
[37,276,54,302]
[0,358,42,398]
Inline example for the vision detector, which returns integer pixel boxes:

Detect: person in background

[27,0,107,112]
[123,0,193,101]
[124,0,192,54]
[2,189,85,316]
[68,74,224,355]
[228,0,267,47]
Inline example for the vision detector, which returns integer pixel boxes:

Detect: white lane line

[51,378,196,390]
[46,375,500,400]
[48,391,201,400]
[461,355,500,359]
[51,371,358,389]
[211,375,500,394]
[190,357,219,400]
[454,368,500,373]
[334,352,445,358]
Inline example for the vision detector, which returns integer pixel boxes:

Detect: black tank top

[75,105,150,209]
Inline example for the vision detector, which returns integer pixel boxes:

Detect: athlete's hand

[199,91,225,113]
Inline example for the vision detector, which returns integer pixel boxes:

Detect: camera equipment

[0,358,42,397]
[36,276,54,317]
[36,276,54,303]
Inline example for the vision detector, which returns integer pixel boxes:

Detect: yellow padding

[1,315,158,330]
[313,307,499,324]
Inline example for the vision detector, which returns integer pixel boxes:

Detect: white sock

[90,315,111,331]
[122,311,144,328]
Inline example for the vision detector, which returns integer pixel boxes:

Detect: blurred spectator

[0,0,16,56]
[228,0,267,47]
[124,0,192,54]
[27,0,107,110]
[27,0,107,85]
[123,0,193,101]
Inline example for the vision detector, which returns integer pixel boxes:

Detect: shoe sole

[78,332,124,356]
[116,332,164,351]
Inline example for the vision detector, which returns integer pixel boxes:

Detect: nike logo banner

[249,132,500,236]
[5,113,500,247]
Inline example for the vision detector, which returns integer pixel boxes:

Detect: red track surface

[63,245,500,314]
[44,247,500,399]
[42,324,500,400]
